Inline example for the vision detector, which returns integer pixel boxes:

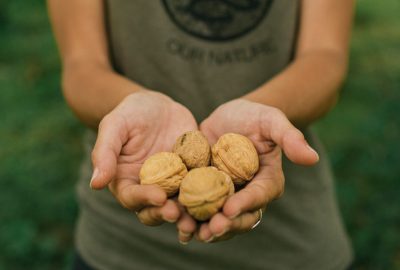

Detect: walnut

[139,152,187,196]
[211,133,259,185]
[178,167,234,221]
[173,131,211,169]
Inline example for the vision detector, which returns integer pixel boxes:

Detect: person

[48,0,355,269]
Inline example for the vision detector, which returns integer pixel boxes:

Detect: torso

[75,1,353,269]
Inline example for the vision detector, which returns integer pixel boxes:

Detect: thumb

[261,108,319,166]
[199,119,218,145]
[90,115,127,189]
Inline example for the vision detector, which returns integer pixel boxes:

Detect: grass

[0,1,82,269]
[315,0,400,268]
[0,0,399,269]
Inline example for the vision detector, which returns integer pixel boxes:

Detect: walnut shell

[139,152,187,196]
[173,131,211,169]
[211,133,259,185]
[178,167,234,221]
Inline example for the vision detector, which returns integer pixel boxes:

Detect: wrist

[121,89,172,105]
[228,98,278,112]
[62,64,141,128]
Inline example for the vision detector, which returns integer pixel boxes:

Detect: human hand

[195,99,319,242]
[89,90,198,227]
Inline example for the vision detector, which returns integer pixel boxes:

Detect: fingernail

[204,236,215,243]
[179,240,189,245]
[164,217,178,223]
[179,231,192,238]
[89,168,99,188]
[215,228,228,238]
[306,145,319,160]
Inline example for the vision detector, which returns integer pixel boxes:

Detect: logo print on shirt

[162,0,274,41]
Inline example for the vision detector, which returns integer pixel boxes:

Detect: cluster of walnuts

[139,131,259,221]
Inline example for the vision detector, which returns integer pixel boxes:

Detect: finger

[209,210,261,242]
[160,200,181,223]
[196,223,215,243]
[178,230,193,245]
[136,206,163,226]
[260,108,319,165]
[177,211,197,245]
[196,213,233,243]
[137,200,180,226]
[90,115,128,189]
[207,213,232,238]
[229,210,262,234]
[199,119,219,145]
[112,181,167,211]
[223,162,283,218]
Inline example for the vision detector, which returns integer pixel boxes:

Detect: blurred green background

[0,0,399,269]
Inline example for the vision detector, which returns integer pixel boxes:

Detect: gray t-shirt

[75,1,353,269]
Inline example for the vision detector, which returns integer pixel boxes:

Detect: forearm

[244,0,354,128]
[48,0,139,128]
[244,49,347,127]
[62,62,141,128]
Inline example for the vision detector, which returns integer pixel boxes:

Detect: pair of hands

[89,90,319,244]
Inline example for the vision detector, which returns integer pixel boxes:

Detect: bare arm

[196,0,355,243]
[47,0,141,128]
[244,0,355,127]
[48,1,200,227]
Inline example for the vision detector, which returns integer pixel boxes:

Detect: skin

[90,91,198,226]
[47,0,354,245]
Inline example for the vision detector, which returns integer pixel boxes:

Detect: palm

[200,99,284,202]
[113,95,197,190]
[190,99,318,243]
[91,91,197,223]
[105,92,197,197]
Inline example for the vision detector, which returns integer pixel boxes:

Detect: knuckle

[281,131,293,146]
[99,114,113,129]
[99,114,125,132]
[265,106,284,119]
[270,106,282,115]
[250,182,270,206]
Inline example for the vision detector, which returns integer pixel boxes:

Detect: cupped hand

[196,99,319,243]
[89,90,198,229]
